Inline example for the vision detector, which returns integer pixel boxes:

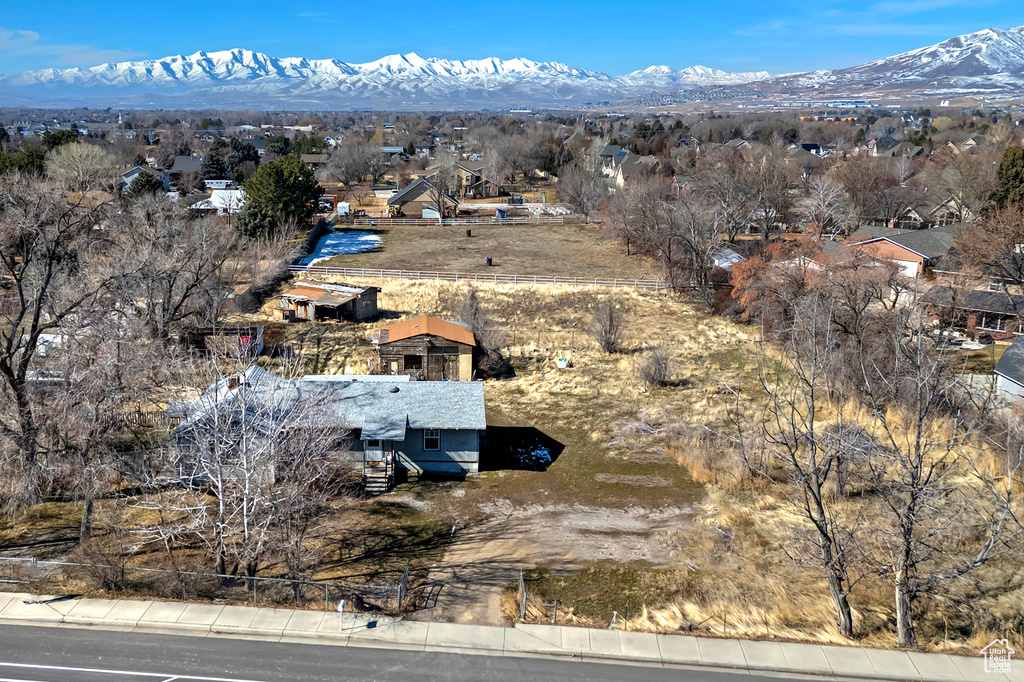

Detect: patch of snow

[298,229,381,266]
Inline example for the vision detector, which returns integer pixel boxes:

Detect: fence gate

[519,570,557,624]
[396,561,410,613]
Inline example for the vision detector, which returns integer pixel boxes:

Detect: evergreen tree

[128,172,165,195]
[995,146,1024,207]
[240,154,321,237]
[201,155,229,180]
[41,129,78,150]
[226,140,259,173]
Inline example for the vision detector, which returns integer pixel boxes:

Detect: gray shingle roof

[921,287,1024,315]
[884,224,961,259]
[858,224,963,260]
[996,337,1024,386]
[173,367,485,439]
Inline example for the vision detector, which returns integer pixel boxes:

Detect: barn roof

[377,316,476,346]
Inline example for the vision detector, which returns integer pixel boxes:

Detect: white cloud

[826,22,961,36]
[0,27,145,68]
[868,0,979,16]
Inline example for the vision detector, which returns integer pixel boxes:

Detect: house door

[364,439,383,465]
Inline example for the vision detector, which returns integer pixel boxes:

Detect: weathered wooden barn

[376,316,476,381]
[277,280,379,322]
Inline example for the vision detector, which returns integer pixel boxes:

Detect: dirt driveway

[408,499,696,626]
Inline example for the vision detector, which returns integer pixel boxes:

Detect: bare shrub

[638,347,670,387]
[588,301,624,353]
[665,422,746,490]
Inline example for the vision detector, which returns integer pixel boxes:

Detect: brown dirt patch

[593,474,672,487]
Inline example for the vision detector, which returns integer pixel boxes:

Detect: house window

[988,281,1003,292]
[365,440,380,448]
[404,355,423,370]
[424,429,440,451]
[978,313,1008,331]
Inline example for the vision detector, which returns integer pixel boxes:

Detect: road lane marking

[0,663,267,682]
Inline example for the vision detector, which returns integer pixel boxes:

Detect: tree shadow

[480,426,564,472]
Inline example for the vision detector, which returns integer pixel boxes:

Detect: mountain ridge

[0,49,770,108]
[4,24,1024,109]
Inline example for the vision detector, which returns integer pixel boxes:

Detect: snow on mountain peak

[0,47,768,107]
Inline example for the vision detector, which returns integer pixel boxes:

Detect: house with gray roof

[854,223,963,277]
[995,337,1024,402]
[387,177,458,219]
[169,366,486,491]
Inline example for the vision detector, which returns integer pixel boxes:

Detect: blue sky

[0,1,1022,75]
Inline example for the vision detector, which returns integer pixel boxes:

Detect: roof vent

[390,386,400,393]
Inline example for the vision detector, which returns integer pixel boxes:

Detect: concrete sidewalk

[0,591,1018,682]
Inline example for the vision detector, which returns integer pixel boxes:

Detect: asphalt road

[0,624,807,682]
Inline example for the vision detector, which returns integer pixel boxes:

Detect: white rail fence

[349,216,568,227]
[288,265,667,291]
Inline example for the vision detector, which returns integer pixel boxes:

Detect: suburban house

[887,196,975,230]
[386,178,458,219]
[189,188,245,216]
[854,223,962,277]
[375,316,476,381]
[119,165,167,192]
[922,287,1024,342]
[165,155,204,188]
[611,153,661,188]
[276,280,379,322]
[169,366,487,492]
[875,141,925,159]
[448,162,499,197]
[996,337,1024,402]
[300,154,325,170]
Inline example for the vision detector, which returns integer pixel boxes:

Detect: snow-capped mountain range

[3,24,1024,109]
[0,49,771,109]
[765,25,1024,95]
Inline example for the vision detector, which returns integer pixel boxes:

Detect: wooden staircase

[363,463,393,495]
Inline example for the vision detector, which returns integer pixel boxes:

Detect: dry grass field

[319,224,658,280]
[6,267,1022,652]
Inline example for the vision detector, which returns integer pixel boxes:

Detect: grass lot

[320,224,657,281]
[249,278,757,511]
[955,343,1005,374]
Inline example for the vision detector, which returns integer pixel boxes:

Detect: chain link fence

[0,556,412,615]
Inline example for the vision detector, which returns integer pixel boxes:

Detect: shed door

[443,354,459,381]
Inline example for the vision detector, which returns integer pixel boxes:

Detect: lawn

[320,223,657,281]
[954,343,1005,374]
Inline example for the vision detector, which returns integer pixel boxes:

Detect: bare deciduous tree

[0,178,117,508]
[856,323,1012,647]
[807,176,856,238]
[588,301,625,353]
[757,296,862,638]
[45,143,117,192]
[109,197,238,340]
[557,161,605,223]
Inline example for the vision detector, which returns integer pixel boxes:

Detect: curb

[0,593,1015,682]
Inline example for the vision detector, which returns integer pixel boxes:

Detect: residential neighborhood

[2,13,1024,682]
